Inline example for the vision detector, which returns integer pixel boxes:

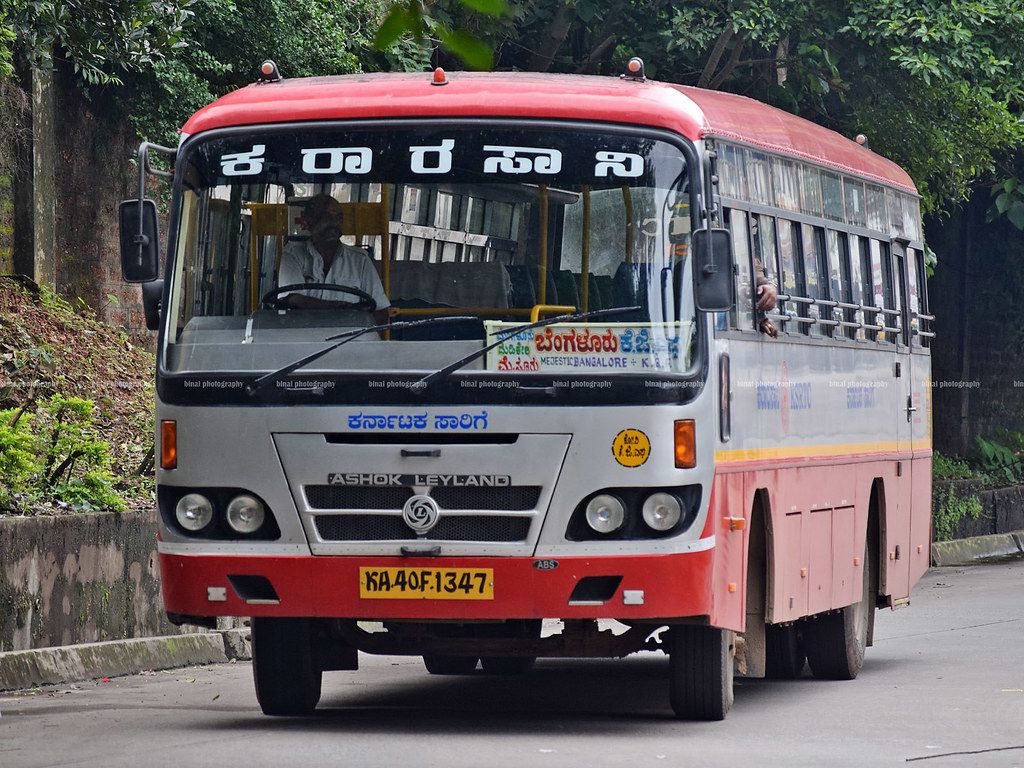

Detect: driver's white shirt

[278,240,390,308]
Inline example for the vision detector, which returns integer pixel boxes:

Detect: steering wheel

[261,283,377,312]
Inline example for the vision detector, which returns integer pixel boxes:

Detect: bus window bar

[915,330,936,338]
[915,312,935,322]
[816,318,840,327]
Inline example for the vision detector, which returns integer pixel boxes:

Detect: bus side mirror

[692,227,735,312]
[119,199,161,283]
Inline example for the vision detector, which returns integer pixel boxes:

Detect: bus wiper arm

[411,306,641,392]
[246,316,476,395]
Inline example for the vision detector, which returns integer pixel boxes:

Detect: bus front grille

[304,485,541,511]
[313,514,532,542]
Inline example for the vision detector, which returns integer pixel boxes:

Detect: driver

[277,193,390,323]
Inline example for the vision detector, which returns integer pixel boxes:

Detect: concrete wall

[0,510,184,652]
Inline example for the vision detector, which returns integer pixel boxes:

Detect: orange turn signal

[160,420,177,470]
[674,419,696,468]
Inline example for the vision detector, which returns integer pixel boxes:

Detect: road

[2,561,1023,768]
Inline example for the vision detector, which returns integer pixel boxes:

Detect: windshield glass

[165,123,698,381]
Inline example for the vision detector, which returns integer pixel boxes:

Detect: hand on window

[756,281,777,311]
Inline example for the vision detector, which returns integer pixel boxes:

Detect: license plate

[359,567,494,600]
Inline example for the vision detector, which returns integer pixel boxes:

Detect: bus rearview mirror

[692,227,736,312]
[118,198,161,283]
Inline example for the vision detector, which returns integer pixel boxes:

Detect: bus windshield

[165,123,698,383]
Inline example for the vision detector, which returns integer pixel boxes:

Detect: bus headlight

[175,493,214,531]
[642,492,682,531]
[225,494,266,534]
[585,494,625,534]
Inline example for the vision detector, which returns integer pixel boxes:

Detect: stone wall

[933,480,1024,540]
[0,510,183,652]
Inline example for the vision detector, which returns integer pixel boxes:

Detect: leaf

[374,5,416,50]
[1008,200,1024,230]
[436,28,494,70]
[458,0,509,16]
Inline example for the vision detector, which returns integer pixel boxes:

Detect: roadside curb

[931,530,1024,567]
[0,629,251,692]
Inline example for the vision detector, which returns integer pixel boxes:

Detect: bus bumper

[159,547,714,621]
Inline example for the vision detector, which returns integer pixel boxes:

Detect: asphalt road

[2,560,1023,768]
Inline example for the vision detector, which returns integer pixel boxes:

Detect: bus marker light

[432,67,448,86]
[853,556,861,566]
[727,582,737,593]
[674,420,696,468]
[623,590,645,605]
[724,516,745,531]
[207,586,227,602]
[800,567,808,578]
[160,420,177,470]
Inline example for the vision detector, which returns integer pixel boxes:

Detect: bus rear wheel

[422,655,478,675]
[668,625,734,720]
[804,542,874,680]
[252,617,322,716]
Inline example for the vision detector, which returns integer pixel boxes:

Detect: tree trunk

[528,3,574,72]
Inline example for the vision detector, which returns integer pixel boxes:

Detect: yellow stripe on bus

[715,439,932,464]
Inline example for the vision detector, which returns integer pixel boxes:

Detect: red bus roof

[183,72,917,194]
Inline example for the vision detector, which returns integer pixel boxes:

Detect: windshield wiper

[246,316,476,395]
[411,306,641,393]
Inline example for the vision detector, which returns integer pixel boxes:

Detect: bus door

[890,242,914,599]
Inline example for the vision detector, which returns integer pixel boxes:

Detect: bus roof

[183,71,917,194]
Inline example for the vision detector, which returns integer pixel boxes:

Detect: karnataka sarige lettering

[346,411,488,431]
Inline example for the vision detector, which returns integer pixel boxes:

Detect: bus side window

[752,214,779,287]
[727,208,755,329]
[801,224,827,334]
[846,234,867,341]
[892,246,908,346]
[879,241,898,343]
[911,248,932,347]
[825,229,846,337]
[868,239,887,342]
[851,236,876,342]
[777,219,801,333]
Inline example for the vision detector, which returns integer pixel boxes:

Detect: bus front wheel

[252,617,322,716]
[668,625,734,720]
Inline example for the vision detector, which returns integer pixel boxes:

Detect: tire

[804,541,874,680]
[480,656,536,675]
[668,625,734,720]
[422,655,478,675]
[251,617,322,716]
[765,623,805,679]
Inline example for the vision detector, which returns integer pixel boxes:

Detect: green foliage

[975,434,1024,485]
[932,483,983,543]
[375,0,508,70]
[0,395,126,514]
[932,451,974,481]
[127,0,405,146]
[989,178,1024,231]
[4,0,196,85]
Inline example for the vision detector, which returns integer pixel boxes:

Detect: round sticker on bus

[612,429,651,467]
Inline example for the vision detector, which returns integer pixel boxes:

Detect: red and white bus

[120,59,931,720]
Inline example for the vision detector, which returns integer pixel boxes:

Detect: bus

[119,59,932,720]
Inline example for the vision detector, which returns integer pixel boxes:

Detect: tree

[380,0,1024,212]
[2,0,196,84]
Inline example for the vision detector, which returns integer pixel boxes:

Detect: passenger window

[800,165,823,217]
[718,145,747,199]
[773,158,801,212]
[727,209,754,330]
[893,247,907,346]
[844,178,866,227]
[912,248,932,347]
[870,239,892,342]
[866,185,887,232]
[857,235,876,341]
[800,224,825,332]
[825,229,846,336]
[779,221,806,333]
[752,214,779,289]
[745,150,774,206]
[822,172,844,221]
